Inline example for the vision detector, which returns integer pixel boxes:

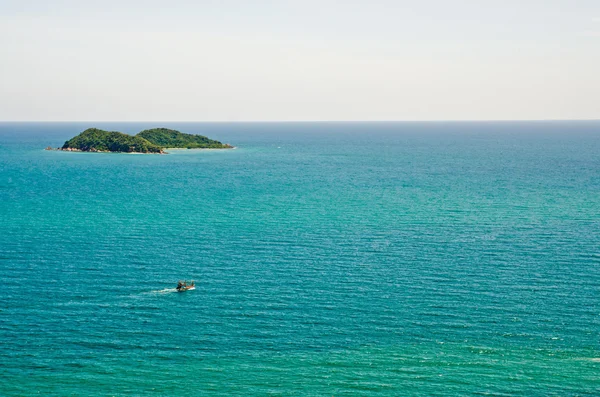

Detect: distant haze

[1,0,598,121]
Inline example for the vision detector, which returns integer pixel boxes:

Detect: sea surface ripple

[0,121,599,396]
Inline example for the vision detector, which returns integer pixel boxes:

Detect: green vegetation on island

[58,127,233,153]
[138,128,233,149]
[61,128,163,153]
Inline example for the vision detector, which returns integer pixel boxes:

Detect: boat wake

[147,288,178,294]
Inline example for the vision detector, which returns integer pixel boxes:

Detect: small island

[51,127,233,154]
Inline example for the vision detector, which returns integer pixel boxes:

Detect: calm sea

[1,122,599,396]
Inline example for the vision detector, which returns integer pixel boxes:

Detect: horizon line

[1,119,599,123]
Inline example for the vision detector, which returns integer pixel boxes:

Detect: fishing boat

[176,280,195,292]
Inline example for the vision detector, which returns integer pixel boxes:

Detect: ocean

[0,121,599,396]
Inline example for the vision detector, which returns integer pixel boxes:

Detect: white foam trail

[145,288,178,295]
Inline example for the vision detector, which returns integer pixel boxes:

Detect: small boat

[176,280,195,292]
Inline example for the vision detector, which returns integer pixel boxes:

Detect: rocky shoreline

[45,146,236,154]
[45,146,166,154]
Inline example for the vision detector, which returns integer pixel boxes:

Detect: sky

[0,0,598,121]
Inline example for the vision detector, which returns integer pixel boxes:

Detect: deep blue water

[1,121,599,396]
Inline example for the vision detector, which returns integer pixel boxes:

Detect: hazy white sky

[0,0,598,121]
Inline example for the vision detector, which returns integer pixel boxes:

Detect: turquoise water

[1,121,599,396]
